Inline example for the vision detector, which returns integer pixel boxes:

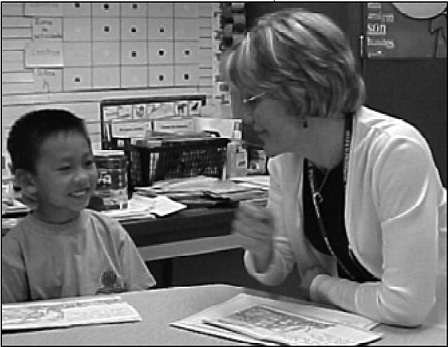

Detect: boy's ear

[14,169,37,196]
[14,169,39,208]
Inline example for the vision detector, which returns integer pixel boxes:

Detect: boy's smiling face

[31,131,97,224]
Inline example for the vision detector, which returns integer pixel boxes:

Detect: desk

[2,284,446,346]
[122,208,235,249]
[121,207,302,296]
[122,207,239,262]
[120,207,261,291]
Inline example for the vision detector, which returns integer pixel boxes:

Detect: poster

[366,2,446,58]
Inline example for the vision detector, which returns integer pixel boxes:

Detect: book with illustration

[171,293,382,345]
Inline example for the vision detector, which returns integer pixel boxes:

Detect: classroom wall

[1,2,223,160]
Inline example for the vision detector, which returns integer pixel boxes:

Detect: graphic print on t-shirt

[96,268,126,294]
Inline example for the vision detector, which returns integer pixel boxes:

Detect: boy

[2,109,156,303]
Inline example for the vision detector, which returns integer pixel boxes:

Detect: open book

[171,293,382,345]
[2,295,141,331]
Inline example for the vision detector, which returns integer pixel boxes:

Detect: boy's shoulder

[85,208,119,225]
[84,209,127,236]
[2,215,32,240]
[3,211,128,244]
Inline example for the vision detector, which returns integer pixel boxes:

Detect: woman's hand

[232,204,275,272]
[299,267,327,301]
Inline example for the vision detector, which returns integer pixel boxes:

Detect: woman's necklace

[310,167,331,206]
[307,163,357,280]
[305,114,378,282]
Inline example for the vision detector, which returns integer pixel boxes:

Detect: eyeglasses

[242,91,267,116]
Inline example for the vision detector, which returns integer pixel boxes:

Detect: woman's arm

[311,136,441,326]
[243,156,298,286]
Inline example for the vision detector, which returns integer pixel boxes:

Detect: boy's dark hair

[7,109,91,174]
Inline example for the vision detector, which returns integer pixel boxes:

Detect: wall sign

[366,2,446,58]
[32,17,62,39]
[24,3,63,17]
[25,41,63,68]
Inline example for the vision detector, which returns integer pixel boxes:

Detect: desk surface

[122,207,235,247]
[2,284,446,346]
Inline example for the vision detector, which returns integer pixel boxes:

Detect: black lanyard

[342,113,353,186]
[308,113,353,202]
[307,114,377,282]
[308,113,352,214]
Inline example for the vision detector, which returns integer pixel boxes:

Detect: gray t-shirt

[2,209,156,303]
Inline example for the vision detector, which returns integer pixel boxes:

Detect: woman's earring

[303,120,308,129]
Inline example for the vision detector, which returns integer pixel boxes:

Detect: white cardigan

[244,106,447,326]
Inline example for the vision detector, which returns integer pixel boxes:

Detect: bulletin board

[1,2,227,155]
[365,2,447,58]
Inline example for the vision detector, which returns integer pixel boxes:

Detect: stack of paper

[2,296,141,331]
[1,199,29,216]
[136,176,268,206]
[1,218,20,236]
[171,293,381,345]
[229,175,270,190]
[101,195,186,220]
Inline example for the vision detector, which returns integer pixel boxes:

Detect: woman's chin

[263,145,284,158]
[262,145,274,158]
[258,136,280,157]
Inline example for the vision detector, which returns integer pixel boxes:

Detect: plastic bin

[129,137,230,187]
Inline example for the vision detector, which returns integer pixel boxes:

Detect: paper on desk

[2,295,141,331]
[229,175,270,190]
[171,293,381,345]
[149,176,248,194]
[149,176,221,191]
[150,195,187,217]
[137,176,267,205]
[101,195,186,220]
[2,218,20,236]
[1,199,29,216]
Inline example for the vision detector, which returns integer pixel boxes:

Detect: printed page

[205,305,380,345]
[2,296,141,331]
[172,293,381,345]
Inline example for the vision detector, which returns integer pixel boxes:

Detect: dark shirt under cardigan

[303,159,378,283]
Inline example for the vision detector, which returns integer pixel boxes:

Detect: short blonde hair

[224,8,365,119]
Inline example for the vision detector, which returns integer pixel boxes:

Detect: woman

[224,8,446,327]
